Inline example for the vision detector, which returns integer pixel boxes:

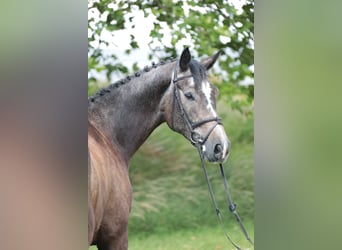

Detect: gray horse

[88,48,230,249]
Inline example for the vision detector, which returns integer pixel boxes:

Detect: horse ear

[201,50,221,70]
[179,47,191,71]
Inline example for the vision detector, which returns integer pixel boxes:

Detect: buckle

[191,132,203,144]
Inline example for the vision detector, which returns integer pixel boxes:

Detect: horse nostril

[214,144,223,159]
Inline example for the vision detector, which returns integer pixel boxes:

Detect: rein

[196,143,254,249]
[171,61,254,249]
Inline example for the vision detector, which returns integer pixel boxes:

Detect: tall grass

[128,103,254,237]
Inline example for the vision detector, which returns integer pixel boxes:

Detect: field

[90,223,254,250]
[90,102,254,249]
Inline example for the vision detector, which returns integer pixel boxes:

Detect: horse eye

[184,92,195,100]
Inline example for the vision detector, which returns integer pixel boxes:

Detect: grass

[90,223,254,250]
[128,104,254,231]
[128,222,254,250]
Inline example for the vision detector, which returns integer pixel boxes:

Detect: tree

[88,0,254,115]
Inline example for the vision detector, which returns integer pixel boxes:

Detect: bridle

[171,61,254,249]
[171,61,222,145]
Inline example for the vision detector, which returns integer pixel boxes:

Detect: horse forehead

[200,79,216,115]
[200,79,212,97]
[188,77,195,87]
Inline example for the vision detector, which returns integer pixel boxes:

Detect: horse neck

[88,62,175,163]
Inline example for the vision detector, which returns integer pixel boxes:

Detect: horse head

[161,48,230,163]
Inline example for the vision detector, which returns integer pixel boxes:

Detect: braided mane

[89,59,176,104]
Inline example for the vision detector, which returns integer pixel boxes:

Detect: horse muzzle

[203,138,230,163]
[197,124,230,163]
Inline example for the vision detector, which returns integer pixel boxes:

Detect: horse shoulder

[88,125,132,242]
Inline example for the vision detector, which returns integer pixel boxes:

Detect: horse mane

[88,58,177,104]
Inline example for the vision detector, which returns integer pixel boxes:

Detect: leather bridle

[170,61,254,249]
[171,61,222,145]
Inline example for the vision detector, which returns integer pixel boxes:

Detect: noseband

[170,61,254,249]
[171,61,222,145]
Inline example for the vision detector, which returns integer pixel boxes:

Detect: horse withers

[88,48,230,249]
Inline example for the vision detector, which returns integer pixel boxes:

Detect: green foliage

[88,0,254,112]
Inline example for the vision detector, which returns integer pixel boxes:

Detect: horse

[88,48,230,249]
